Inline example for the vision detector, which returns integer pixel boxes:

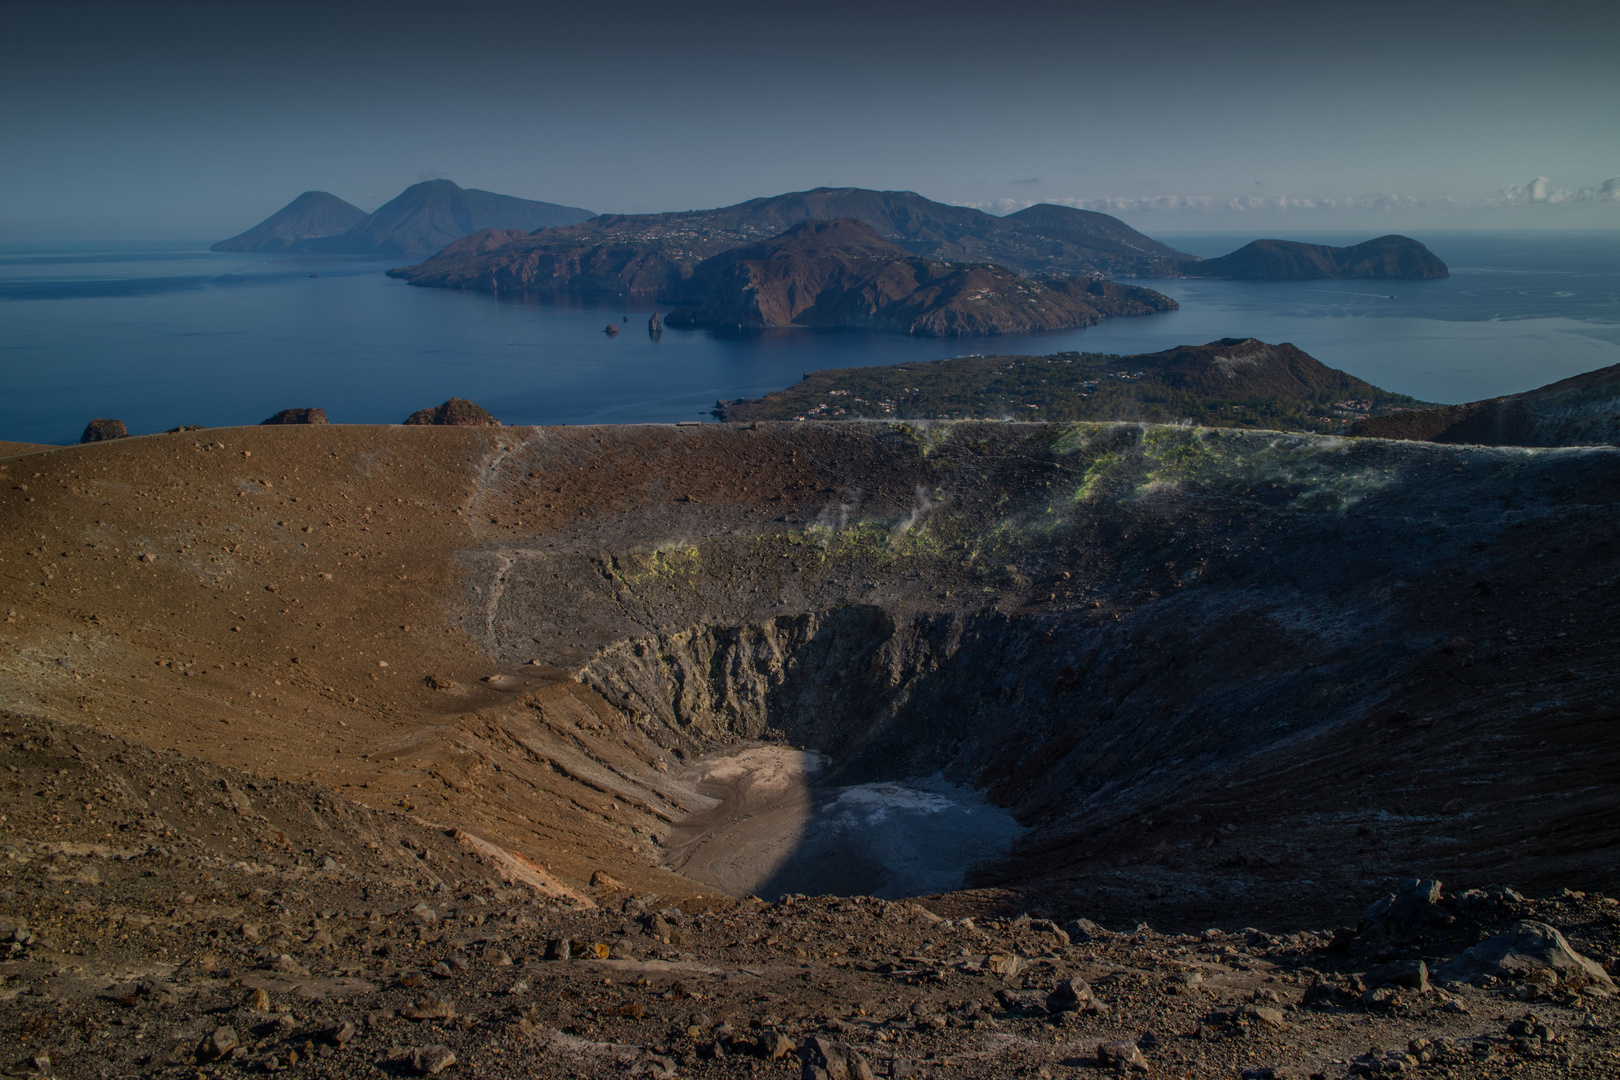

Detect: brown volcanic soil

[3,422,1620,1078]
[1,441,63,458]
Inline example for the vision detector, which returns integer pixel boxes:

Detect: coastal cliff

[661,219,1177,336]
[388,186,1196,295]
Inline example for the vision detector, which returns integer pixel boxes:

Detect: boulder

[1360,878,1451,953]
[403,398,500,426]
[799,1036,874,1080]
[196,1026,239,1062]
[408,1045,456,1075]
[1096,1040,1149,1071]
[261,408,329,425]
[80,418,128,443]
[1437,921,1615,992]
[1365,959,1430,992]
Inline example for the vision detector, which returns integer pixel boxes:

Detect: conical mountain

[302,180,594,258]
[211,191,367,252]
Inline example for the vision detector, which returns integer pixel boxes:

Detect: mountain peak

[210,190,367,253]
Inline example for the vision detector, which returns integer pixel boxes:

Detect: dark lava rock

[261,408,329,425]
[1359,878,1452,955]
[80,418,128,442]
[403,398,500,426]
[1366,959,1430,991]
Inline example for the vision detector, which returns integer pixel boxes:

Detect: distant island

[212,180,594,258]
[388,187,1198,295]
[1352,362,1620,446]
[1180,235,1448,280]
[714,337,1430,432]
[210,191,368,253]
[221,184,1448,295]
[661,218,1176,336]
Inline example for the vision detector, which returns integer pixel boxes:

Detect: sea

[1,230,1617,446]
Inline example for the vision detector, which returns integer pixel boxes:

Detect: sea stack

[261,407,329,425]
[402,398,500,426]
[649,311,663,333]
[604,323,620,336]
[80,418,128,443]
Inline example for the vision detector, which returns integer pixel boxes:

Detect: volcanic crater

[3,422,1619,1079]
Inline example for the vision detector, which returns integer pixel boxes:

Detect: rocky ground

[5,717,1619,1080]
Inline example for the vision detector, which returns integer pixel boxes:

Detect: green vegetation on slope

[715,338,1429,434]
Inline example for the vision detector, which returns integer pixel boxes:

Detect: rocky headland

[1179,235,1449,280]
[1352,362,1620,446]
[716,337,1426,430]
[662,219,1176,336]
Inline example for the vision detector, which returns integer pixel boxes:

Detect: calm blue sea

[1,230,1617,446]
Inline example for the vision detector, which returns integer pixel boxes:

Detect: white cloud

[967,176,1620,216]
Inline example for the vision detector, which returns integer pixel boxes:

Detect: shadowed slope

[1353,362,1620,446]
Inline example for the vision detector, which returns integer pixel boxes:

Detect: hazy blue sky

[3,0,1617,239]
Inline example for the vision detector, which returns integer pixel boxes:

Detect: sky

[2,0,1618,240]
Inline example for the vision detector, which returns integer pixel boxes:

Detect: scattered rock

[1438,920,1616,992]
[80,418,128,443]
[799,1036,875,1080]
[986,953,1025,978]
[1366,959,1430,991]
[591,869,626,891]
[401,993,456,1021]
[759,1031,795,1060]
[261,408,329,425]
[1096,1040,1149,1071]
[1046,978,1094,1012]
[321,1021,356,1046]
[1236,1004,1288,1029]
[408,1044,456,1075]
[196,1026,239,1062]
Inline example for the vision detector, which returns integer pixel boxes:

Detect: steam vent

[3,421,1618,1079]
